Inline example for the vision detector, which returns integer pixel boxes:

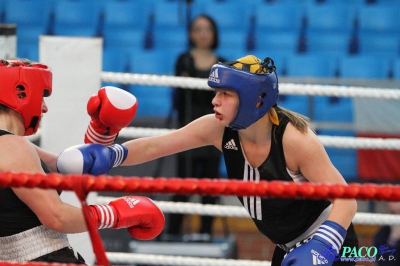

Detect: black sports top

[0,130,54,237]
[222,115,331,244]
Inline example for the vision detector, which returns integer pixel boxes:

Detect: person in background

[58,55,359,265]
[0,59,164,263]
[373,201,400,265]
[170,14,226,242]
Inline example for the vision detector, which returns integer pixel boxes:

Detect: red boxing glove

[85,86,138,146]
[88,196,165,240]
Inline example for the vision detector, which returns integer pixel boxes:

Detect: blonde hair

[274,105,312,133]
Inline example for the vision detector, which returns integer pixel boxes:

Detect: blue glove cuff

[313,220,347,254]
[109,144,128,167]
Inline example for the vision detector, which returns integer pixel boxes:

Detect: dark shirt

[221,114,331,244]
[0,129,55,236]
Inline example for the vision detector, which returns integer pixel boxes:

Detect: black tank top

[222,115,330,244]
[0,130,53,237]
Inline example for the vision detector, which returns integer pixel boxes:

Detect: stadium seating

[305,4,357,35]
[254,31,301,54]
[127,48,181,117]
[313,96,354,123]
[286,54,338,77]
[254,2,306,34]
[152,27,187,50]
[357,5,400,35]
[101,0,151,51]
[218,30,249,51]
[316,129,358,181]
[4,0,52,60]
[305,33,352,57]
[52,0,101,36]
[338,55,392,79]
[357,33,400,58]
[394,59,400,80]
[0,0,6,22]
[215,47,249,62]
[152,1,187,31]
[101,46,131,88]
[101,0,151,31]
[278,95,310,117]
[103,28,146,52]
[200,0,252,32]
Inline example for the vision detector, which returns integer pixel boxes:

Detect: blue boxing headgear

[207,55,279,130]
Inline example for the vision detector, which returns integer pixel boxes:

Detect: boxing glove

[281,220,346,266]
[57,143,128,175]
[85,86,138,146]
[88,196,165,240]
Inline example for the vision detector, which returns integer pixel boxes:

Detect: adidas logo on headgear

[208,68,220,83]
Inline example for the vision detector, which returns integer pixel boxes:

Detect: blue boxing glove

[56,143,128,175]
[282,220,347,266]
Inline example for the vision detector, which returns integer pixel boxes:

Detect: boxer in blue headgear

[57,54,358,266]
[207,55,279,130]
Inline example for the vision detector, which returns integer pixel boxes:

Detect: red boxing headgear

[0,59,52,136]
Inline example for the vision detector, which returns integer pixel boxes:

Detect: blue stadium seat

[215,47,248,63]
[254,31,300,54]
[286,54,338,78]
[17,43,39,62]
[152,1,187,31]
[394,59,400,80]
[357,5,400,35]
[189,0,213,19]
[358,33,400,58]
[313,96,354,123]
[53,0,101,36]
[316,129,357,181]
[218,30,249,51]
[306,32,351,56]
[305,4,356,35]
[338,55,392,79]
[254,2,306,34]
[102,47,130,88]
[101,1,151,37]
[103,28,146,52]
[130,48,181,75]
[152,27,187,50]
[201,0,252,32]
[4,0,52,59]
[278,95,310,117]
[0,0,6,22]
[127,48,180,117]
[312,0,365,9]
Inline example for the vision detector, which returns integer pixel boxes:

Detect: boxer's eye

[16,85,26,99]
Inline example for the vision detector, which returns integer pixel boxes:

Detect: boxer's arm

[33,144,58,172]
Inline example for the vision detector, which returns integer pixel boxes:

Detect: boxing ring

[3,36,400,265]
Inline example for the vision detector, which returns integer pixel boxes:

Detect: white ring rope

[101,72,400,100]
[106,252,271,266]
[96,196,400,226]
[118,127,400,150]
